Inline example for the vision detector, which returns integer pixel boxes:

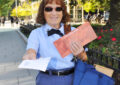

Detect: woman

[23,0,87,85]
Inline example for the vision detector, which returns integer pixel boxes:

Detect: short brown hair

[36,0,70,25]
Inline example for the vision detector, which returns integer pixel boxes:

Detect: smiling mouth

[51,17,58,19]
[50,18,59,20]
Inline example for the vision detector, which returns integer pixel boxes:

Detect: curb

[16,29,28,44]
[16,29,39,79]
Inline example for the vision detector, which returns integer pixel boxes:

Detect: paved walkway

[0,28,38,85]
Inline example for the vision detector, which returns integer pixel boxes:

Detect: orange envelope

[54,22,97,58]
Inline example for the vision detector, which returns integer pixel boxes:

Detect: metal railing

[87,49,120,85]
[87,49,120,72]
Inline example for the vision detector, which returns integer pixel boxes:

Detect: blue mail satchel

[73,59,115,85]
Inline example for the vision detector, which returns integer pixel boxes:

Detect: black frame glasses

[44,7,63,12]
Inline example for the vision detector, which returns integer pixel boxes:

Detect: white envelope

[18,57,51,72]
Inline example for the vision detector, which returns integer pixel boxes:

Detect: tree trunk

[106,0,120,29]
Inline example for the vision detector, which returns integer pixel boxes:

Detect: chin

[50,20,61,23]
[51,22,60,25]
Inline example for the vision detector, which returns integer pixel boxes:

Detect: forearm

[23,49,36,60]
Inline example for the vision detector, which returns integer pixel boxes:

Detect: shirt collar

[45,23,65,35]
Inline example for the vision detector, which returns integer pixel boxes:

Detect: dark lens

[56,7,63,11]
[45,7,53,12]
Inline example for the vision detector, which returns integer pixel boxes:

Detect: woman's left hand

[70,41,84,56]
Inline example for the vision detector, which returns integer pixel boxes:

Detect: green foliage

[76,0,111,13]
[99,0,111,11]
[88,27,120,57]
[83,0,101,13]
[76,0,88,8]
[83,2,96,12]
[11,1,39,17]
[0,0,14,16]
[11,1,32,17]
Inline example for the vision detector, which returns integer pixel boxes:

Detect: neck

[48,23,60,29]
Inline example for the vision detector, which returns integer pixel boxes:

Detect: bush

[20,23,41,37]
[88,27,120,57]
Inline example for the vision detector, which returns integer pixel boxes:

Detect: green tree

[100,0,110,11]
[11,0,39,17]
[76,0,110,16]
[89,0,110,14]
[90,0,101,15]
[11,1,32,17]
[84,2,96,13]
[0,0,14,16]
[95,0,110,16]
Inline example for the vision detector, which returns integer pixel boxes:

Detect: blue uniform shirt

[27,23,75,70]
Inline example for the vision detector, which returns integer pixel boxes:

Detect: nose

[51,9,57,15]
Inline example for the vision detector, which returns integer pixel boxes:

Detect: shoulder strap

[64,24,71,34]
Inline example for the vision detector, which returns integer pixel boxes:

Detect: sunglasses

[44,7,63,12]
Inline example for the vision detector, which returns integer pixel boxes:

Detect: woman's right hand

[22,49,36,60]
[22,53,36,60]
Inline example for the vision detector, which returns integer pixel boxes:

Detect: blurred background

[0,0,112,27]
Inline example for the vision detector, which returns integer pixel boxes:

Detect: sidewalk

[0,27,38,85]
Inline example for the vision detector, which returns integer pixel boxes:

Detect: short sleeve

[26,30,39,52]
